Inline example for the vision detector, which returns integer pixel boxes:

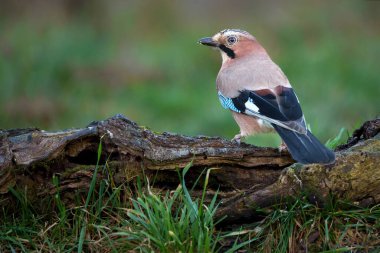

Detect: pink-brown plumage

[232,112,273,141]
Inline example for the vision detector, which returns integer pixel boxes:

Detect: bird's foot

[278,142,288,153]
[232,134,245,144]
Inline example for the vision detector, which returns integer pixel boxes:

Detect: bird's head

[199,29,265,63]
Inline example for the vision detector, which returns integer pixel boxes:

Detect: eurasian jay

[199,29,335,164]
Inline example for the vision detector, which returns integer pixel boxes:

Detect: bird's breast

[216,56,291,98]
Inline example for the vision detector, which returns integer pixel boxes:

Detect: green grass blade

[77,224,87,253]
[325,128,349,149]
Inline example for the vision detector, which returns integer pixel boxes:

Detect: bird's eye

[227,36,237,45]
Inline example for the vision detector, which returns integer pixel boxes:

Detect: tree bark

[0,115,379,223]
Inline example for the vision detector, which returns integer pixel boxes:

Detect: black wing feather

[276,88,303,121]
[231,86,306,133]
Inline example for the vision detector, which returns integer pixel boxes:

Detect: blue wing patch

[218,91,241,113]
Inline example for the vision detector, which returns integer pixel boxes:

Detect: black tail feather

[273,125,335,164]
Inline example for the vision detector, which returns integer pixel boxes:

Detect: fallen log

[0,115,379,223]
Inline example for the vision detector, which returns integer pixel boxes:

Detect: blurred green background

[0,0,379,147]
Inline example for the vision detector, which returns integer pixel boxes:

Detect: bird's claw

[278,142,288,153]
[232,134,243,144]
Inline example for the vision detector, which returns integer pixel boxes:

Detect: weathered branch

[216,119,380,222]
[0,115,379,224]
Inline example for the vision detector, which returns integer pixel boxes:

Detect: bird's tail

[273,125,335,164]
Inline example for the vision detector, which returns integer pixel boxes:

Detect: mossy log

[0,115,379,224]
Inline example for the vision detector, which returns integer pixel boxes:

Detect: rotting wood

[0,115,379,224]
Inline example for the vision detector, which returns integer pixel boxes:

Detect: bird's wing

[218,85,308,134]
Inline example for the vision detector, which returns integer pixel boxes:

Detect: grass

[2,174,380,252]
[325,128,350,149]
[1,137,380,252]
[112,165,223,253]
[240,197,380,252]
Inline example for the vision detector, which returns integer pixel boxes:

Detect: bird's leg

[278,140,288,152]
[232,133,245,144]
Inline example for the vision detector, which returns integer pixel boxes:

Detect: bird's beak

[198,37,219,47]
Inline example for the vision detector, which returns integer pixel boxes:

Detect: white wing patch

[244,98,259,113]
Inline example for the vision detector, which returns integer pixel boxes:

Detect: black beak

[198,37,219,47]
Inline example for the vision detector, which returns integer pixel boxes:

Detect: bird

[198,29,335,164]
